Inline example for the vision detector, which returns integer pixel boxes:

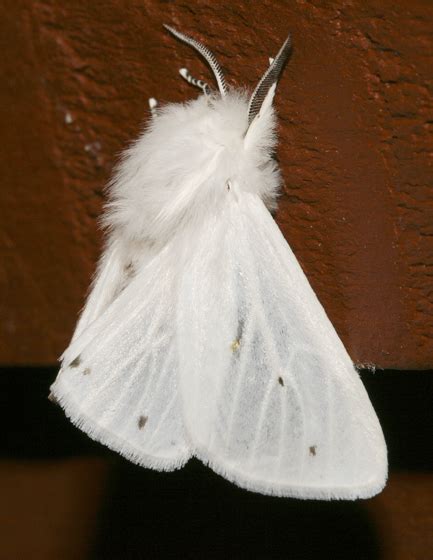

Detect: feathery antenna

[164,24,228,96]
[247,33,292,125]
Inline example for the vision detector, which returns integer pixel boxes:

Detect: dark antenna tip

[163,24,228,96]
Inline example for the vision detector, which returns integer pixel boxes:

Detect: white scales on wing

[177,194,386,499]
[54,242,191,470]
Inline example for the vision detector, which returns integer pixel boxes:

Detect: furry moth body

[50,26,387,500]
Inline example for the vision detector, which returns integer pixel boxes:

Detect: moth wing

[68,238,122,344]
[178,194,387,499]
[51,244,191,470]
[67,236,156,345]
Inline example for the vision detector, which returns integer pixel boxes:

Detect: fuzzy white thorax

[105,89,281,248]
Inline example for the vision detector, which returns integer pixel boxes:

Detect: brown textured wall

[1,0,432,367]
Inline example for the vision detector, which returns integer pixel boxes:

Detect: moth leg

[179,68,211,95]
[148,97,158,118]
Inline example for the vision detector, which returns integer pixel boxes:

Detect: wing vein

[242,226,306,475]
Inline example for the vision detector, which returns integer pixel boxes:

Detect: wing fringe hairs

[50,26,388,500]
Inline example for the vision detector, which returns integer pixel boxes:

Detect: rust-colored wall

[1,0,432,367]
[0,458,110,560]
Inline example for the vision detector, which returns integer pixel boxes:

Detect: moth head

[106,28,291,245]
[163,25,292,209]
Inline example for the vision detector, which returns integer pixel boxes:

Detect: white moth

[50,26,387,500]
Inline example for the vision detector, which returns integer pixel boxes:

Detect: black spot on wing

[69,356,81,368]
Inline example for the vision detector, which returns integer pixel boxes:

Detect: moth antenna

[179,68,211,95]
[247,33,292,125]
[164,24,228,96]
[148,97,158,118]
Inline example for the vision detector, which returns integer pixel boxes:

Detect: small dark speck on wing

[124,262,135,276]
[138,415,148,429]
[278,376,284,386]
[309,445,317,456]
[69,356,81,368]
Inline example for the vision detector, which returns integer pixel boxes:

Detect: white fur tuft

[105,90,281,248]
